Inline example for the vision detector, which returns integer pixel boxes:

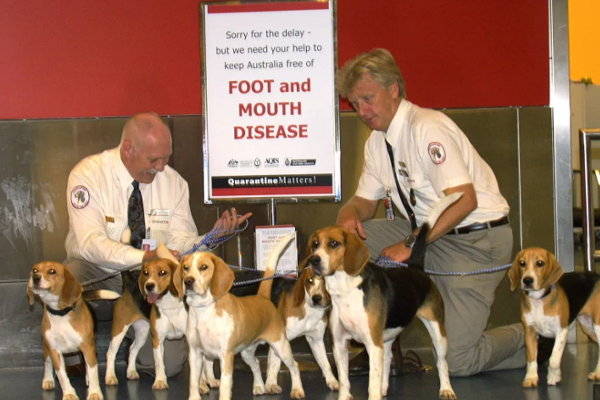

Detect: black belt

[447,216,510,235]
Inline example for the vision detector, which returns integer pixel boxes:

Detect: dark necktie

[385,141,417,230]
[128,180,145,249]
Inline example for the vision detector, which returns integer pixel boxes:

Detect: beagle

[508,247,600,387]
[27,261,119,400]
[105,253,220,392]
[178,233,305,400]
[308,193,461,400]
[231,266,339,392]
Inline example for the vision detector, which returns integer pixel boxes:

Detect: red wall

[0,0,548,119]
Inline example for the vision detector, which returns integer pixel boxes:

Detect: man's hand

[335,196,378,240]
[142,248,180,262]
[337,214,367,240]
[381,242,411,263]
[213,207,252,237]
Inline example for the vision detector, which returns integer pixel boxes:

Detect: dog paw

[266,383,282,394]
[290,387,305,399]
[199,379,210,395]
[86,392,103,400]
[326,378,340,391]
[590,371,600,380]
[337,393,354,400]
[439,389,457,400]
[42,380,55,390]
[522,376,539,388]
[207,378,220,388]
[126,369,139,380]
[152,380,169,390]
[382,386,388,397]
[253,385,266,396]
[63,394,79,400]
[105,375,119,386]
[547,369,561,385]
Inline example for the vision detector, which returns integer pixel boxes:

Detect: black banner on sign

[211,174,333,197]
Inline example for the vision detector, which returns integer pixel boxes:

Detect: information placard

[201,0,339,202]
[255,225,297,274]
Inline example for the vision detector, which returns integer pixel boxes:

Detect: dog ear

[508,251,523,292]
[27,284,35,306]
[210,254,234,298]
[61,265,82,307]
[167,260,182,297]
[138,265,147,299]
[343,230,370,276]
[545,250,564,287]
[172,257,186,299]
[292,267,309,307]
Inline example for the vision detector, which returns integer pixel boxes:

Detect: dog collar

[539,284,555,300]
[190,293,225,309]
[46,303,75,316]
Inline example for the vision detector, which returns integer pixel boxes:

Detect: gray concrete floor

[2,342,599,400]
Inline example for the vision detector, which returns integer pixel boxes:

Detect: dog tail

[156,242,179,264]
[82,289,120,301]
[408,192,462,270]
[257,232,296,299]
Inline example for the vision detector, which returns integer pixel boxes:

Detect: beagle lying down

[179,233,305,400]
[28,261,119,400]
[509,247,600,387]
[308,193,461,400]
[230,266,339,392]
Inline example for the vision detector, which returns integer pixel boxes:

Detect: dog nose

[145,283,155,292]
[312,295,322,305]
[32,275,41,284]
[309,256,321,266]
[523,277,534,286]
[184,277,195,288]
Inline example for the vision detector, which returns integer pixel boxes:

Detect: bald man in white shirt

[64,112,251,377]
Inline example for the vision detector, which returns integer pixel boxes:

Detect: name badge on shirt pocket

[149,209,171,230]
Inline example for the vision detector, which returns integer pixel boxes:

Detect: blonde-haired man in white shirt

[335,49,533,377]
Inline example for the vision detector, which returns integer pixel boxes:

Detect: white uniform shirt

[65,147,206,271]
[356,100,509,227]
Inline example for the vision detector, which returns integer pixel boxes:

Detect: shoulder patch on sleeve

[70,186,90,209]
[428,142,446,165]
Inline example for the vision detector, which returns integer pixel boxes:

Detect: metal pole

[579,129,600,271]
[269,198,276,226]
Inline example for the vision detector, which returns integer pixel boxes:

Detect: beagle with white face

[28,261,115,400]
[307,194,460,400]
[509,247,600,387]
[178,234,305,400]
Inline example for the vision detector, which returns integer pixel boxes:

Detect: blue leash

[375,256,512,277]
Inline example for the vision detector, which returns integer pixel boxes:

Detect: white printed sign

[255,225,297,274]
[201,0,340,201]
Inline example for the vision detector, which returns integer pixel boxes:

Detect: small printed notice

[255,225,297,275]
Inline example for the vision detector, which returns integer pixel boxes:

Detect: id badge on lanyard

[384,187,395,221]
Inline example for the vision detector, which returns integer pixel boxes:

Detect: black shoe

[348,345,427,376]
[348,348,370,376]
[65,352,86,378]
[537,336,555,365]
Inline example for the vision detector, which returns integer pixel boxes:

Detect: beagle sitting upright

[28,261,119,400]
[508,247,600,387]
[179,233,305,400]
[308,193,460,400]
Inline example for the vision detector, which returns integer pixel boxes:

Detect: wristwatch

[404,234,416,248]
